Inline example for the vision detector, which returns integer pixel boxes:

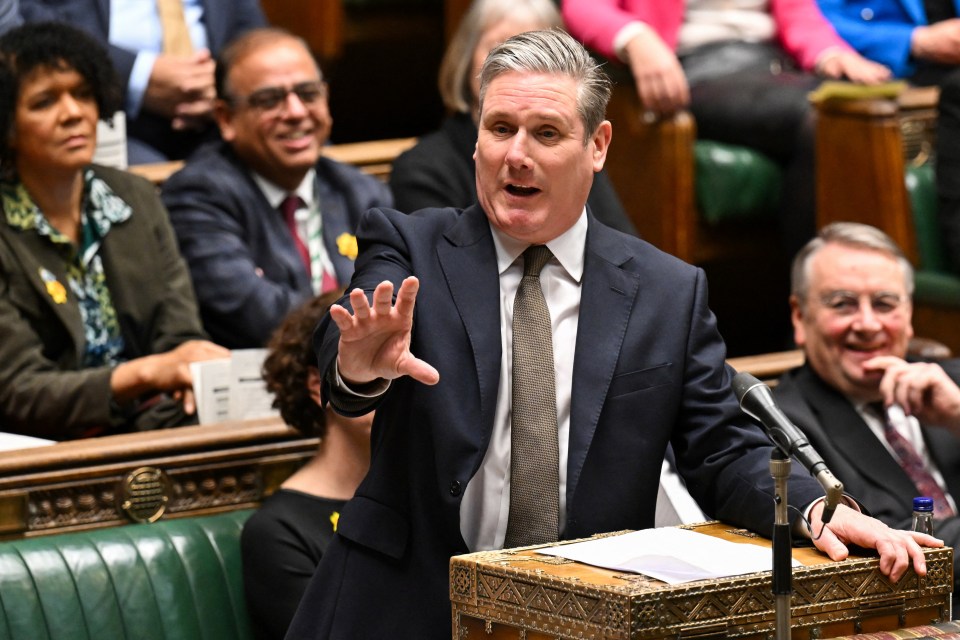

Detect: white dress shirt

[252,170,336,294]
[459,210,587,551]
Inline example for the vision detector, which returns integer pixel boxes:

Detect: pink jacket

[562,0,852,71]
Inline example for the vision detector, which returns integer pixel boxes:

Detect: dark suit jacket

[775,364,960,593]
[284,205,826,639]
[20,0,265,158]
[389,112,638,236]
[161,141,393,349]
[0,166,207,439]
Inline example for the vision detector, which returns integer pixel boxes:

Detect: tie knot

[522,245,552,277]
[279,195,302,221]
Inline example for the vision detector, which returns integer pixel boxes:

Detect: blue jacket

[161,142,392,348]
[817,0,960,76]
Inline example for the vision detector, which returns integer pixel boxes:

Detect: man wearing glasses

[162,28,392,348]
[774,221,960,609]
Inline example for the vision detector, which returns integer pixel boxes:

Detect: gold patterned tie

[504,245,559,548]
[156,0,194,56]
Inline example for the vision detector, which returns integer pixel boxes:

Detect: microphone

[732,371,844,524]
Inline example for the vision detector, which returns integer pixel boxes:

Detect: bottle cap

[913,496,934,512]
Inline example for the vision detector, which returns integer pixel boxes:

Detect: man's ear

[790,295,806,348]
[213,100,236,142]
[590,120,613,172]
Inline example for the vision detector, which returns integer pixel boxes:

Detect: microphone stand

[770,448,792,640]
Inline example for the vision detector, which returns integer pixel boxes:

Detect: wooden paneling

[0,418,318,538]
[260,0,345,62]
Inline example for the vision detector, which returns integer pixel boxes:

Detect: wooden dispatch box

[450,522,953,640]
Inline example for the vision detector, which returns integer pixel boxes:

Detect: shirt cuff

[332,359,391,398]
[126,51,158,117]
[614,21,654,63]
[795,495,862,538]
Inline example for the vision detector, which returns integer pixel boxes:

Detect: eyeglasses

[817,290,905,317]
[226,80,326,114]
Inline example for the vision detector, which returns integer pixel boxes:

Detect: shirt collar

[3,169,131,237]
[490,207,588,282]
[252,168,316,209]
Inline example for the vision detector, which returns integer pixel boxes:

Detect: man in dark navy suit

[775,221,960,609]
[286,30,939,640]
[162,29,392,348]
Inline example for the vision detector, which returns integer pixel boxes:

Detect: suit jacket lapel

[2,229,85,362]
[244,168,312,293]
[96,0,110,33]
[566,217,641,506]
[793,366,917,499]
[314,174,354,284]
[437,206,502,470]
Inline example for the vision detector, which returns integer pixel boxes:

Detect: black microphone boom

[732,371,844,524]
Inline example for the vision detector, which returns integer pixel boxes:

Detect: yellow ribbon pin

[39,268,67,304]
[336,233,358,261]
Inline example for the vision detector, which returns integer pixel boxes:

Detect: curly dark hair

[0,22,122,171]
[262,292,341,436]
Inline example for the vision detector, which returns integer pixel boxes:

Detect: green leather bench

[906,164,960,305]
[694,140,781,227]
[0,510,254,640]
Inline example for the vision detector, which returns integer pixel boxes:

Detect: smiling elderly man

[161,28,392,348]
[775,221,960,610]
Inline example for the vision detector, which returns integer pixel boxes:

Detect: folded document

[539,527,800,584]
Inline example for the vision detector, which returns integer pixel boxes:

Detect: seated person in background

[0,23,228,440]
[162,28,392,350]
[389,0,636,236]
[20,0,266,164]
[562,0,891,255]
[285,30,937,640]
[775,221,960,608]
[814,0,960,275]
[241,292,372,640]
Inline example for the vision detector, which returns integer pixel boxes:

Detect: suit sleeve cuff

[324,359,390,415]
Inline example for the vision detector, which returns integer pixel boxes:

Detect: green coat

[0,165,207,439]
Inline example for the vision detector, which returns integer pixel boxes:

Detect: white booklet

[539,527,800,584]
[190,349,279,425]
[0,431,55,452]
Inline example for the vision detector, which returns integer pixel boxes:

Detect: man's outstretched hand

[330,277,440,387]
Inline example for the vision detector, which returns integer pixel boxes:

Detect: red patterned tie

[872,403,955,518]
[320,267,339,294]
[280,195,311,276]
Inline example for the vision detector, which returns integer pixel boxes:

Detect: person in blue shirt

[816,0,960,275]
[20,0,265,163]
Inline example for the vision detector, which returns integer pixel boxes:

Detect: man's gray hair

[478,28,611,142]
[791,222,915,304]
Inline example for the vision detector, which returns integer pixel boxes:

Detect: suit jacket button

[449,481,461,496]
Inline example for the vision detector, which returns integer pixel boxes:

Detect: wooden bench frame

[0,418,317,539]
[128,136,418,186]
[812,86,960,354]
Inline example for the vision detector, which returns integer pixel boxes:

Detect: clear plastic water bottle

[911,496,934,535]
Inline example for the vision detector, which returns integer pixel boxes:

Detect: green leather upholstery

[906,164,960,307]
[694,141,782,226]
[0,510,254,640]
